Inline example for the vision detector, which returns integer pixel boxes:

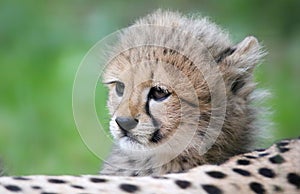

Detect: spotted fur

[0,138,299,194]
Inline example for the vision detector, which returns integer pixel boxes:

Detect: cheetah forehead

[108,10,232,65]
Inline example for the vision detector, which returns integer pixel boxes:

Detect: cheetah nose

[115,117,139,132]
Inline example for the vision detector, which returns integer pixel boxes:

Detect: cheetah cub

[100,10,265,176]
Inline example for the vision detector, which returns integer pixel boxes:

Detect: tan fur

[100,10,266,176]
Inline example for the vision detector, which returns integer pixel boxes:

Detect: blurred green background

[0,0,299,175]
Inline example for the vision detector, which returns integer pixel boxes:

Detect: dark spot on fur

[163,48,168,55]
[255,148,266,152]
[48,178,67,184]
[202,184,223,194]
[258,153,269,157]
[232,168,251,176]
[4,185,22,192]
[119,183,140,193]
[237,159,251,165]
[41,192,58,194]
[13,176,31,180]
[151,176,169,179]
[269,154,285,164]
[287,173,300,189]
[276,142,290,153]
[90,177,107,183]
[249,182,266,194]
[71,185,85,189]
[32,186,42,190]
[278,147,290,153]
[244,155,257,159]
[169,49,176,55]
[206,171,227,179]
[258,168,275,178]
[277,141,289,147]
[175,180,191,189]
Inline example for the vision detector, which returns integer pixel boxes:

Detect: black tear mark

[145,99,151,117]
[150,129,163,143]
[145,98,164,143]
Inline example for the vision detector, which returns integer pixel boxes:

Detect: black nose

[115,117,138,132]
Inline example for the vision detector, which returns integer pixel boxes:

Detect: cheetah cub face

[101,10,265,172]
[104,47,201,153]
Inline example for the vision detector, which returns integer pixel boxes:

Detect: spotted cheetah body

[0,138,299,194]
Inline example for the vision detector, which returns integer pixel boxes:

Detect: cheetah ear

[217,36,265,94]
[218,36,265,73]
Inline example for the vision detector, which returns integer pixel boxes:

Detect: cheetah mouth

[120,132,143,145]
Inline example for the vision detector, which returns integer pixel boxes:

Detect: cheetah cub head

[103,10,265,164]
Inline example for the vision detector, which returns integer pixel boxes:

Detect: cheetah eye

[149,86,171,101]
[115,81,125,97]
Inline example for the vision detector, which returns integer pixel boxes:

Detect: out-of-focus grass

[0,0,299,175]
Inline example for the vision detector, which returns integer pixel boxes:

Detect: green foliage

[0,0,299,175]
